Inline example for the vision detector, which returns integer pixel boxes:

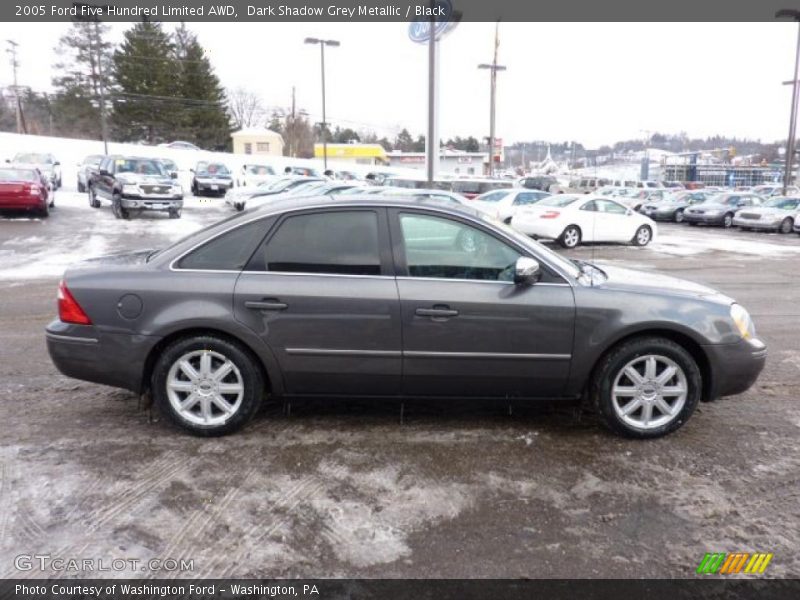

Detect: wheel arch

[586,327,712,402]
[140,326,279,398]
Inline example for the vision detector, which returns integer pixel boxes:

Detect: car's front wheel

[591,336,701,438]
[559,225,581,249]
[779,217,793,234]
[88,187,101,208]
[674,209,684,223]
[169,208,182,219]
[722,213,734,228]
[152,336,264,436]
[633,225,652,246]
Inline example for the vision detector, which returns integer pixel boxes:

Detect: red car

[0,167,52,217]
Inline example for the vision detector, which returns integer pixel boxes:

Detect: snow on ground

[650,233,800,258]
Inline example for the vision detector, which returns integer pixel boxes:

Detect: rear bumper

[0,197,45,210]
[703,337,767,400]
[46,320,160,393]
[510,214,564,239]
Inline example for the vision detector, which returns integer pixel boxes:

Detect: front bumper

[703,337,767,400]
[46,320,159,393]
[120,196,183,211]
[683,212,725,225]
[195,179,233,193]
[732,216,781,230]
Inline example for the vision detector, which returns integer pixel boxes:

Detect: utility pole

[777,9,800,194]
[6,40,24,134]
[304,37,339,170]
[478,23,506,178]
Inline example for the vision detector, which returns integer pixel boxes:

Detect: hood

[13,161,53,172]
[593,264,732,304]
[741,206,793,216]
[117,173,173,186]
[687,202,731,212]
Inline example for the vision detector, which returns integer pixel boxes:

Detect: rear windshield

[0,168,38,182]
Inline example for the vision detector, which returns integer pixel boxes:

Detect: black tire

[632,225,652,247]
[674,209,684,223]
[779,217,793,234]
[38,201,50,218]
[78,181,86,193]
[152,335,264,436]
[88,187,101,208]
[591,336,701,439]
[234,202,244,212]
[722,213,734,228]
[559,225,581,249]
[688,221,698,226]
[112,194,130,219]
[191,181,199,196]
[168,208,182,219]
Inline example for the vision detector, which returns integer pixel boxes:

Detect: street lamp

[478,24,506,178]
[777,9,800,194]
[304,37,340,170]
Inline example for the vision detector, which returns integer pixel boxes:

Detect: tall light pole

[777,9,800,194]
[478,22,506,178]
[5,40,23,134]
[304,37,339,170]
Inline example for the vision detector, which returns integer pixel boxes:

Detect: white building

[386,149,489,176]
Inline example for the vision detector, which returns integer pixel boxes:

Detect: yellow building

[313,143,388,165]
[231,127,284,156]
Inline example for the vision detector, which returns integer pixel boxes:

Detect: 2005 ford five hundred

[46,196,767,438]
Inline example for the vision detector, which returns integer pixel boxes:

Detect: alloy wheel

[166,350,244,426]
[611,354,687,431]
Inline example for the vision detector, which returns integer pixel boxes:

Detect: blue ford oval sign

[408,0,457,43]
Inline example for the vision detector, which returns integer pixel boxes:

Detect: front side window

[595,199,627,214]
[263,211,381,276]
[399,213,520,282]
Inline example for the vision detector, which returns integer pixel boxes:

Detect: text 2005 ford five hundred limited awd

[46,196,767,438]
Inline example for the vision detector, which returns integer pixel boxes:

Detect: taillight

[29,185,41,196]
[540,211,561,219]
[58,280,92,325]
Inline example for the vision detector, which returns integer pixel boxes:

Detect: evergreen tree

[51,21,113,139]
[112,22,177,144]
[173,23,229,150]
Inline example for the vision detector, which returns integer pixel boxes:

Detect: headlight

[122,184,139,194]
[730,303,755,340]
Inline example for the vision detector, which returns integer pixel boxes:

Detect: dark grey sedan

[46,196,767,439]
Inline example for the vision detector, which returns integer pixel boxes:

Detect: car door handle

[245,300,288,311]
[416,306,459,318]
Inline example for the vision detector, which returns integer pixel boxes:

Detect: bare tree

[227,87,264,129]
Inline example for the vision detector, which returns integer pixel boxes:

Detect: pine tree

[112,22,177,144]
[173,23,229,150]
[51,21,113,139]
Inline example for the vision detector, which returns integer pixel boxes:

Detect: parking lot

[1,189,799,578]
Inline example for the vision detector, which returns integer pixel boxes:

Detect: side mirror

[99,169,110,176]
[53,161,60,166]
[189,168,195,173]
[170,172,178,179]
[626,208,633,216]
[514,257,541,285]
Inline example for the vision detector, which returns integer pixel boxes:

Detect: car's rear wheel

[234,202,244,212]
[633,225,652,246]
[674,209,684,223]
[78,180,86,193]
[591,337,701,439]
[152,336,264,436]
[722,213,734,228]
[169,208,182,219]
[38,201,50,218]
[779,217,793,234]
[559,225,581,249]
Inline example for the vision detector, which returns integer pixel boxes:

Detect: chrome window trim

[166,201,578,284]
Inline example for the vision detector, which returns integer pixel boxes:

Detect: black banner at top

[3,0,800,22]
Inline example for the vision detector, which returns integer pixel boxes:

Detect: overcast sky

[3,21,799,147]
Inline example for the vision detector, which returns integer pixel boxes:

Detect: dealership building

[386,149,490,175]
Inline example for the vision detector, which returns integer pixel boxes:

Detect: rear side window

[177,219,270,270]
[263,211,381,276]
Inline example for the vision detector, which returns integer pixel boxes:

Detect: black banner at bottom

[3,579,800,600]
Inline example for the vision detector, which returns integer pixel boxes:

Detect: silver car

[733,196,800,233]
[46,195,766,439]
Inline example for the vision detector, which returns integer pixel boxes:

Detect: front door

[233,208,402,396]
[389,209,576,398]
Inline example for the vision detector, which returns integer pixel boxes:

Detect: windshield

[245,165,275,176]
[764,197,800,209]
[536,195,580,208]
[0,168,38,182]
[13,153,52,164]
[475,190,511,203]
[117,159,164,175]
[196,162,230,176]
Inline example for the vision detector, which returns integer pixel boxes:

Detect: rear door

[233,208,402,396]
[389,209,575,398]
